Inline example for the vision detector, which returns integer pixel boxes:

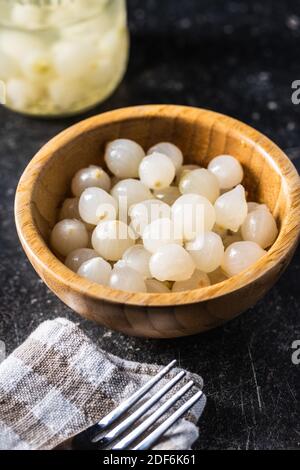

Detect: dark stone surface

[0,0,299,450]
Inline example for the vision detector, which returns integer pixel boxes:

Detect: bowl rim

[15,105,300,307]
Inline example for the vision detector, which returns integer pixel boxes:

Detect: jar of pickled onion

[0,0,129,116]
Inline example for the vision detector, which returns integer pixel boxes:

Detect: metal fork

[73,360,203,451]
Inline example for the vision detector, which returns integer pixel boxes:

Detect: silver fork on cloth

[73,360,203,450]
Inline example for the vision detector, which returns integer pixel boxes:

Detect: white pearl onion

[129,199,171,236]
[143,218,183,254]
[222,241,266,277]
[145,279,171,293]
[0,31,41,62]
[179,169,220,203]
[147,142,183,174]
[172,270,211,292]
[52,40,95,80]
[65,248,98,272]
[59,198,94,232]
[72,166,111,196]
[186,232,224,273]
[105,139,145,178]
[172,194,216,241]
[51,219,89,257]
[150,244,195,282]
[139,153,176,190]
[92,221,135,261]
[79,188,117,225]
[59,198,80,221]
[110,265,147,293]
[208,155,244,190]
[214,185,248,232]
[241,207,278,249]
[122,245,152,279]
[111,179,152,212]
[6,78,41,110]
[48,78,83,111]
[0,50,18,80]
[77,257,112,285]
[11,4,44,29]
[154,186,181,206]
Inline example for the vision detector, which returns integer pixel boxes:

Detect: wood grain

[14,105,300,338]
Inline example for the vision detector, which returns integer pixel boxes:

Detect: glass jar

[0,0,129,117]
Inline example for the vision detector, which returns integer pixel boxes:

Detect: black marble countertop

[0,0,299,450]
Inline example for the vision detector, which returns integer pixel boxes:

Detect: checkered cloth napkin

[0,318,206,450]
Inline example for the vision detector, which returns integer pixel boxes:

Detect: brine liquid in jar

[0,0,129,116]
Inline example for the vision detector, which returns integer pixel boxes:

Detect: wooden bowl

[15,105,300,338]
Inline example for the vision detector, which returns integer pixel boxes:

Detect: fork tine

[90,360,177,436]
[133,390,204,450]
[93,370,186,445]
[112,380,194,450]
